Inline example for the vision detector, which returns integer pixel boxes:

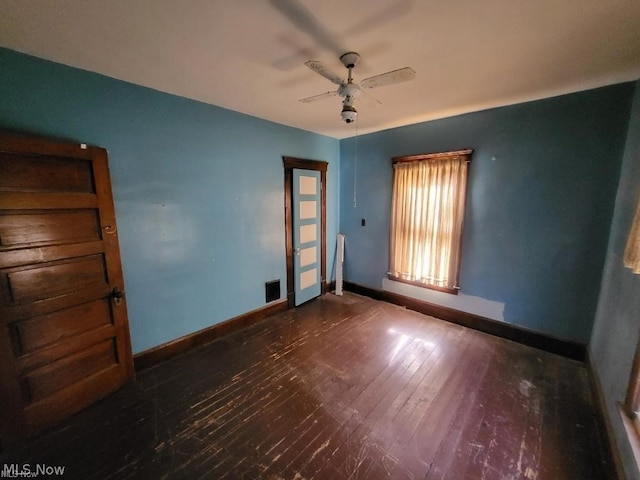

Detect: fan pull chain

[353,115,359,208]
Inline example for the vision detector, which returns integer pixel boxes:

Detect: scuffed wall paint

[381,278,505,321]
[340,84,634,343]
[590,80,640,480]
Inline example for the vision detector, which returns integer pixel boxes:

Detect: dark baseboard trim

[585,348,626,479]
[325,280,336,293]
[134,299,288,372]
[344,281,586,361]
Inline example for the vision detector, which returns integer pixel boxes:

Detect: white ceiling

[1,0,640,139]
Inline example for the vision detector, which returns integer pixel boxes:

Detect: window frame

[388,149,473,295]
[624,335,640,424]
[620,334,640,471]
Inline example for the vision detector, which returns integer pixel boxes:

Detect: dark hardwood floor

[0,293,612,479]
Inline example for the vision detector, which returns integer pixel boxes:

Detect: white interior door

[293,169,321,305]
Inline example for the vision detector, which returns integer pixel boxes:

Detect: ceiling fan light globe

[341,105,358,123]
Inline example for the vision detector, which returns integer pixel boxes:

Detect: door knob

[111,287,125,305]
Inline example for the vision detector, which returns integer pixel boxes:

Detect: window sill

[387,274,459,295]
[619,402,640,471]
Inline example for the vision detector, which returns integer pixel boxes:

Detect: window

[388,149,472,294]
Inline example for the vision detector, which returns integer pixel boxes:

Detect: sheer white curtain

[389,153,469,291]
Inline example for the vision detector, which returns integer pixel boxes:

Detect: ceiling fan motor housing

[338,82,361,99]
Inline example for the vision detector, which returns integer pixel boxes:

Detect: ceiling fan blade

[270,0,345,56]
[305,61,344,85]
[360,67,416,89]
[299,91,338,103]
[347,0,412,37]
[361,89,382,105]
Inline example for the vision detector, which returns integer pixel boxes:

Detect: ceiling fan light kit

[340,103,357,124]
[300,51,416,124]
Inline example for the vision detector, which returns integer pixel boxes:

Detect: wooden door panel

[23,338,116,403]
[17,324,115,373]
[0,152,95,193]
[0,210,101,248]
[0,132,133,450]
[3,255,108,304]
[0,241,105,269]
[24,364,124,434]
[0,192,98,210]
[12,299,112,355]
[1,284,112,327]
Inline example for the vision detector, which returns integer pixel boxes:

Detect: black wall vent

[265,280,281,303]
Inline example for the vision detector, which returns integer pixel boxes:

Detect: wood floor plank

[308,305,460,479]
[0,293,613,479]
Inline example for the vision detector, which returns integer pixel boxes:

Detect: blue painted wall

[590,80,640,480]
[3,45,640,473]
[339,84,634,343]
[0,47,340,353]
[0,45,635,350]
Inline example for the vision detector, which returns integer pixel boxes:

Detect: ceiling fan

[300,52,415,123]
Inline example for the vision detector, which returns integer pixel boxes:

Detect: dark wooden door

[0,132,134,450]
